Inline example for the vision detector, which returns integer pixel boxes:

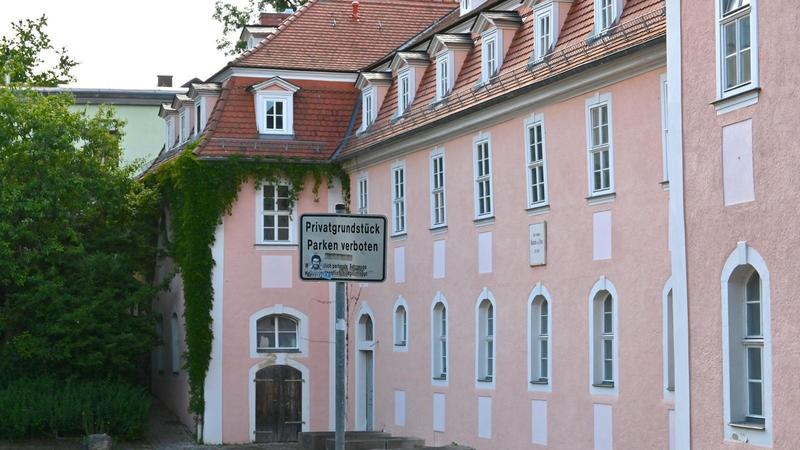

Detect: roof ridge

[230,0,320,66]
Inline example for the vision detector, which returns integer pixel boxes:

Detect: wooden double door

[254,365,302,442]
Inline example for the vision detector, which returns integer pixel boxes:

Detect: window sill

[432,376,448,381]
[666,387,675,392]
[660,180,670,191]
[592,382,615,388]
[526,204,550,216]
[586,192,616,205]
[255,242,298,249]
[390,232,407,241]
[430,225,448,235]
[529,379,549,385]
[712,86,760,115]
[476,378,493,384]
[729,421,766,431]
[473,216,495,227]
[257,132,295,139]
[257,348,301,354]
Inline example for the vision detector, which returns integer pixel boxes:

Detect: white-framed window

[594,0,621,33]
[256,182,296,244]
[179,109,188,143]
[361,87,375,131]
[524,114,548,207]
[194,99,203,136]
[393,297,408,351]
[528,284,552,392]
[589,277,618,395]
[659,74,670,183]
[430,148,446,228]
[663,283,675,399]
[255,92,294,135]
[391,161,407,235]
[722,242,772,445]
[165,117,175,148]
[534,9,553,60]
[717,0,757,98]
[460,0,470,14]
[476,297,495,385]
[473,134,493,218]
[586,94,615,196]
[357,174,368,215]
[481,30,500,83]
[359,313,374,343]
[432,296,448,383]
[170,312,181,374]
[256,314,299,352]
[397,68,413,116]
[435,51,453,101]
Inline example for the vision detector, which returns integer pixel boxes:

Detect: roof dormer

[593,0,624,35]
[460,0,488,16]
[427,34,473,102]
[355,72,392,132]
[389,52,430,117]
[249,77,300,136]
[158,104,178,149]
[473,11,522,83]
[187,83,221,136]
[524,0,573,62]
[170,95,194,144]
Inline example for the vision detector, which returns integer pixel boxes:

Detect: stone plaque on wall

[529,222,546,266]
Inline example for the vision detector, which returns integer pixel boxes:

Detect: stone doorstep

[298,432,390,450]
[323,437,425,450]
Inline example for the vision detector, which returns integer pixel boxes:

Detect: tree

[213,0,307,55]
[0,89,159,382]
[0,15,77,87]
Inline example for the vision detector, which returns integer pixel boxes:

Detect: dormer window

[435,52,453,101]
[194,100,202,136]
[481,30,500,83]
[166,117,175,148]
[594,0,622,34]
[251,77,299,136]
[534,9,553,60]
[361,87,375,131]
[397,68,413,116]
[179,109,188,143]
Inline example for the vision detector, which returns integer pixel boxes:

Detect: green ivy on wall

[147,148,349,421]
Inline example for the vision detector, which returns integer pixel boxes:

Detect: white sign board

[529,222,546,266]
[299,214,387,282]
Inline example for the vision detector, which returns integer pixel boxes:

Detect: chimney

[352,0,360,21]
[157,75,173,88]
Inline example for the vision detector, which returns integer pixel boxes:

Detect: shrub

[0,378,149,440]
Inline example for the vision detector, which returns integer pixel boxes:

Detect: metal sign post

[299,207,387,450]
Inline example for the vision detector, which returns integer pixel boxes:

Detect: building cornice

[209,66,358,84]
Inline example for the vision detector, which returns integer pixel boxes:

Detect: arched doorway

[254,365,303,442]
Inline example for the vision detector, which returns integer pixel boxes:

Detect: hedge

[0,378,150,440]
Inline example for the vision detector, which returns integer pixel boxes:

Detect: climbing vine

[147,148,349,420]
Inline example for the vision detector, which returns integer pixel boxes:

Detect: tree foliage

[0,89,159,383]
[0,15,78,87]
[212,0,307,55]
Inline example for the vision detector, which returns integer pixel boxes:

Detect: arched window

[664,287,675,395]
[256,314,299,352]
[589,277,618,395]
[530,296,549,384]
[477,298,495,383]
[171,312,181,374]
[360,314,374,342]
[432,301,448,380]
[393,298,408,350]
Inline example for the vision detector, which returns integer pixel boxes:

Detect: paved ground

[0,397,299,450]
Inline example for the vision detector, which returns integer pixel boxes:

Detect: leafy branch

[0,15,78,87]
[212,0,307,55]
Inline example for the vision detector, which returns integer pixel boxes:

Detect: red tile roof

[232,0,459,72]
[338,0,666,158]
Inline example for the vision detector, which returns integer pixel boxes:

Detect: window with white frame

[481,30,499,82]
[430,149,446,227]
[360,314,374,342]
[435,52,452,101]
[530,296,549,384]
[433,301,448,380]
[477,299,495,382]
[525,116,548,207]
[534,9,553,60]
[592,292,615,387]
[195,100,202,136]
[256,92,294,135]
[474,138,493,218]
[587,96,614,195]
[166,117,175,148]
[258,183,294,243]
[665,289,675,392]
[397,69,412,116]
[256,314,299,352]
[362,88,375,130]
[729,269,766,427]
[391,162,406,234]
[357,175,368,215]
[179,110,187,143]
[170,312,180,374]
[660,74,670,183]
[595,0,617,33]
[394,304,408,348]
[718,0,755,95]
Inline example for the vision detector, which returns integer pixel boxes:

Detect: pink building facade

[147,0,799,448]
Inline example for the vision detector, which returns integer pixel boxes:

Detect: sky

[1,0,246,89]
